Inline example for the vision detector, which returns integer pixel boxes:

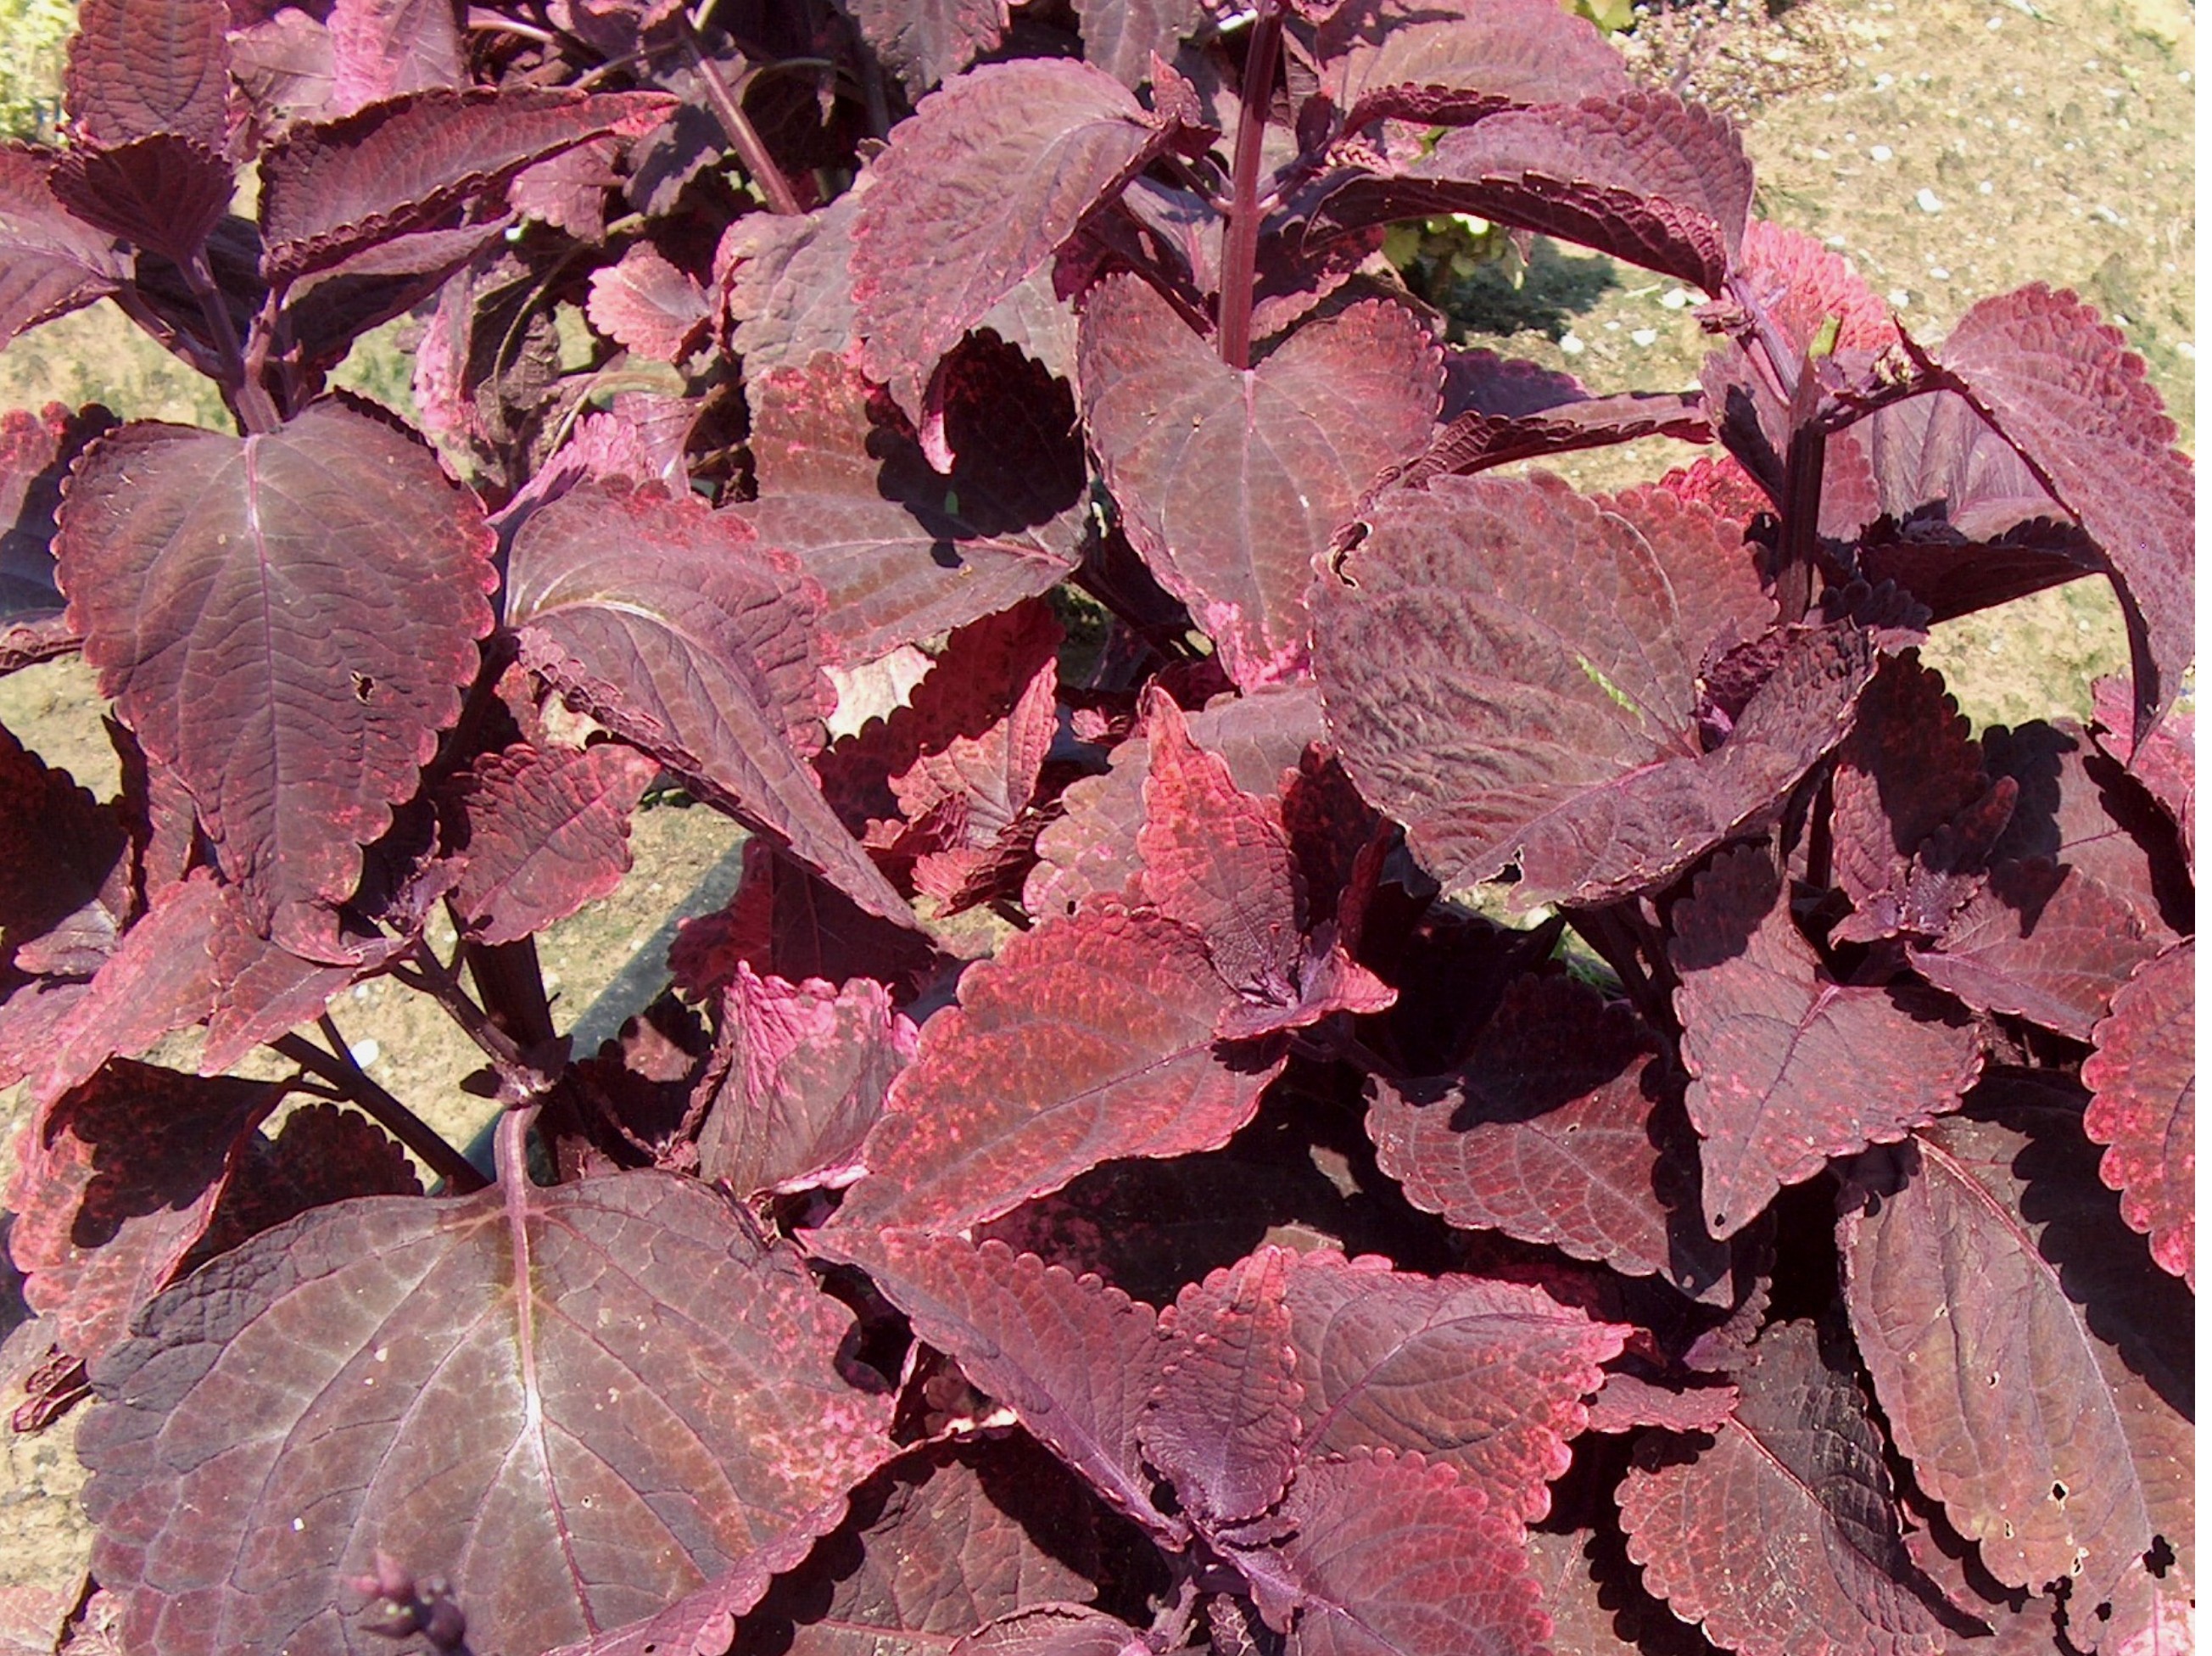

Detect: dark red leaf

[1669,844,1982,1239]
[0,721,131,979]
[198,1103,422,1261]
[1079,277,1440,687]
[957,1606,1142,1656]
[48,136,232,262]
[504,478,914,929]
[585,242,712,363]
[1925,287,2193,742]
[1524,1525,1725,1656]
[1222,1451,1550,1656]
[1908,859,2161,1042]
[695,964,916,1198]
[57,404,497,947]
[328,0,466,115]
[669,840,942,1004]
[1026,685,1325,925]
[741,346,1085,664]
[81,1171,895,1656]
[733,1437,1123,1656]
[63,0,230,150]
[200,889,392,1073]
[5,1060,272,1374]
[718,191,859,380]
[1314,475,1854,908]
[1276,1248,1625,1523]
[1366,975,1730,1296]
[0,400,113,630]
[812,1232,1172,1537]
[2081,941,2193,1288]
[846,0,1006,92]
[445,741,661,947]
[1620,1318,1947,1656]
[852,60,1185,413]
[0,146,126,350]
[2090,676,2192,870]
[1582,1372,1738,1435]
[1318,0,1629,127]
[258,87,674,281]
[1074,0,1204,87]
[1380,388,1708,493]
[1838,1079,2193,1613]
[1143,1249,1304,1529]
[828,903,1282,1234]
[29,870,221,1108]
[510,138,619,242]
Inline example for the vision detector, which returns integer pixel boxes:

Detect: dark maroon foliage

[0,0,2189,1653]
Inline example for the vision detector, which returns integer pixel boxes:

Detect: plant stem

[1215,0,1285,371]
[270,1032,491,1193]
[184,251,282,434]
[1775,358,1827,625]
[682,19,804,215]
[394,938,544,1087]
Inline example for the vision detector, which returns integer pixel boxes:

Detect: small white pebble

[1659,288,1690,309]
[1809,146,1832,159]
[1887,288,1913,307]
[1559,332,1585,355]
[1986,13,2003,26]
[1631,327,1658,346]
[1825,235,1848,248]
[1978,180,1995,193]
[1873,72,1894,90]
[1915,188,1944,213]
[2174,341,2194,360]
[2090,204,2124,225]
[349,1038,382,1068]
[1869,144,1894,161]
[1929,266,1951,280]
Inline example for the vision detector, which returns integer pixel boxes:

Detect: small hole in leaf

[2052,1481,2068,1502]
[352,673,375,702]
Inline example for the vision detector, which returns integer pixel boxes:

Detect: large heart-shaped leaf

[1080,277,1440,688]
[57,403,497,946]
[1313,474,1855,908]
[504,478,913,928]
[81,1169,895,1656]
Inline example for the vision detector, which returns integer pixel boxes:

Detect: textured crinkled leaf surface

[1618,1319,1946,1656]
[844,0,1005,92]
[1838,1079,2194,1609]
[1144,1249,1304,1529]
[1080,277,1440,687]
[829,903,1279,1234]
[505,479,913,926]
[852,60,1176,411]
[1313,473,1829,908]
[2081,941,2193,1286]
[447,741,659,946]
[56,404,496,944]
[1319,0,1628,128]
[1366,975,1729,1295]
[63,0,230,149]
[81,1171,895,1656]
[1670,846,1981,1238]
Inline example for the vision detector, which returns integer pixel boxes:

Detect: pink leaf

[57,405,497,947]
[585,242,712,363]
[1079,278,1440,688]
[2081,941,2193,1287]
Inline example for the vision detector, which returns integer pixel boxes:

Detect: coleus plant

[0,0,2192,1651]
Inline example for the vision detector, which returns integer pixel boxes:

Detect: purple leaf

[1366,974,1730,1296]
[718,190,859,379]
[258,87,674,281]
[328,0,466,115]
[1525,1525,1726,1656]
[1582,1372,1738,1435]
[0,719,131,979]
[504,478,916,929]
[845,0,1007,93]
[741,345,1085,664]
[1669,844,1982,1239]
[2081,941,2193,1288]
[827,903,1282,1234]
[2089,677,2192,870]
[444,741,661,947]
[199,891,394,1073]
[1617,1318,1947,1656]
[63,0,231,150]
[1079,277,1440,687]
[0,145,127,350]
[957,1606,1142,1656]
[1221,1451,1550,1656]
[695,963,916,1198]
[81,1170,895,1656]
[1143,1248,1305,1529]
[1838,1079,2193,1612]
[810,1232,1172,1538]
[852,60,1186,413]
[1312,474,1847,908]
[57,404,497,947]
[1276,1248,1626,1524]
[668,839,941,1004]
[1318,0,1629,128]
[5,1060,273,1378]
[1074,0,1204,87]
[733,1437,1124,1656]
[48,137,232,263]
[1924,286,2193,741]
[585,242,712,364]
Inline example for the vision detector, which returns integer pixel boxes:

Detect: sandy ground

[0,0,2194,1615]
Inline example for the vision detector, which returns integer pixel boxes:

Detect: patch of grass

[0,0,71,142]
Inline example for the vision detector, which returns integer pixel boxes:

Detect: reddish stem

[1216,1,1286,371]
[683,19,804,215]
[271,1032,490,1193]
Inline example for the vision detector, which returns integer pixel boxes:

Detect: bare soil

[0,0,2193,1608]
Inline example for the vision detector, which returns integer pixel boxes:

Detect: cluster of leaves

[0,0,2192,1654]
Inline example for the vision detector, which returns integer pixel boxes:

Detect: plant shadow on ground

[1427,238,1624,343]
